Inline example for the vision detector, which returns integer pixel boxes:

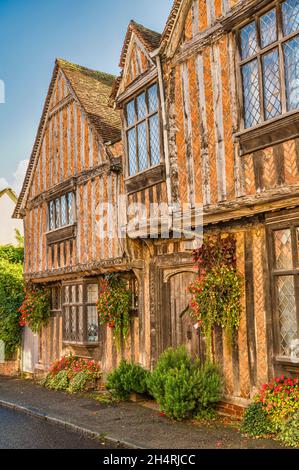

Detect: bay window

[239,0,299,129]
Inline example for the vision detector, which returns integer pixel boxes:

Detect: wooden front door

[168,271,201,357]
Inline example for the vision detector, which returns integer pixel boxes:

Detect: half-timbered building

[15,0,299,414]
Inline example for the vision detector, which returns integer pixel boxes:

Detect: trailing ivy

[19,286,51,333]
[0,258,24,357]
[189,234,242,355]
[97,274,131,347]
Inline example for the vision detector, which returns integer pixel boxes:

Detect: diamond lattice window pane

[284,36,299,111]
[61,195,67,226]
[240,21,258,59]
[149,114,160,165]
[260,9,277,48]
[71,306,77,341]
[242,59,261,128]
[64,307,70,340]
[137,122,148,171]
[78,306,84,342]
[68,193,74,224]
[128,128,137,176]
[126,100,135,127]
[87,306,98,343]
[262,49,282,120]
[49,200,55,230]
[137,92,147,120]
[148,84,159,113]
[87,284,98,303]
[274,229,293,269]
[55,198,61,228]
[277,276,298,357]
[282,0,299,36]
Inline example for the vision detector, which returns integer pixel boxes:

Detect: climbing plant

[97,274,131,347]
[189,233,242,355]
[0,258,24,357]
[19,286,51,333]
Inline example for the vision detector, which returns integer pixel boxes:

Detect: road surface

[0,406,119,449]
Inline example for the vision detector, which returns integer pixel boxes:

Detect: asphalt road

[0,407,118,449]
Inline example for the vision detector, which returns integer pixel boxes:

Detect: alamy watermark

[0,79,5,104]
[94,198,204,248]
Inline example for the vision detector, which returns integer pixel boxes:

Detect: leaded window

[125,83,161,176]
[239,0,299,129]
[269,220,299,360]
[48,191,75,231]
[62,282,99,345]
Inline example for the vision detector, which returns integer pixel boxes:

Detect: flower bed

[41,355,101,394]
[241,375,299,447]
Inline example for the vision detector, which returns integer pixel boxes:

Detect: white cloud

[0,159,29,195]
[12,159,29,194]
[0,177,9,191]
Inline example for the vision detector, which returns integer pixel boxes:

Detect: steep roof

[0,188,17,203]
[119,20,161,68]
[57,59,121,143]
[14,59,121,219]
[160,0,185,51]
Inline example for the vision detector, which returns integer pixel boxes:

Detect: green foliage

[106,360,149,400]
[0,245,24,264]
[97,274,131,347]
[147,346,222,420]
[46,370,70,391]
[241,402,273,437]
[19,287,51,333]
[278,411,299,447]
[241,376,299,447]
[0,258,24,357]
[67,370,95,394]
[190,234,242,355]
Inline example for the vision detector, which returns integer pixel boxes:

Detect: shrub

[279,411,299,447]
[241,375,299,446]
[0,258,24,357]
[42,355,101,394]
[106,360,149,400]
[257,375,299,431]
[147,346,222,420]
[241,402,273,437]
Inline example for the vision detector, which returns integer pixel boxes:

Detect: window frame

[124,80,164,179]
[267,215,299,364]
[48,191,75,232]
[62,279,99,347]
[236,0,299,131]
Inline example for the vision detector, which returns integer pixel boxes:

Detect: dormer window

[49,192,74,231]
[125,83,161,176]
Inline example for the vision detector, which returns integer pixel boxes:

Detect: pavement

[0,376,285,449]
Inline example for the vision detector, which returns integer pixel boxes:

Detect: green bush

[147,346,222,420]
[278,411,299,447]
[241,402,273,437]
[0,258,24,357]
[68,370,95,394]
[0,245,24,264]
[106,360,150,400]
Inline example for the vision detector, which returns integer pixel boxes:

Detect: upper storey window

[48,192,74,231]
[125,83,161,176]
[239,0,299,129]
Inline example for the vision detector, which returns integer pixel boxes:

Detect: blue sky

[0,0,173,192]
